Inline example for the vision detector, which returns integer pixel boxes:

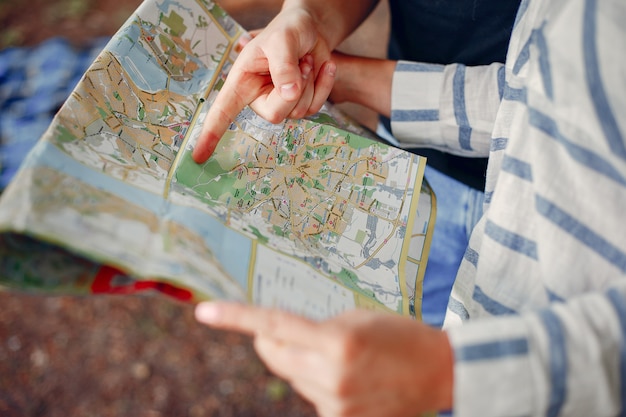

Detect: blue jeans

[421,165,484,327]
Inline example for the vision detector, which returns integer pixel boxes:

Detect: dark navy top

[385,0,521,190]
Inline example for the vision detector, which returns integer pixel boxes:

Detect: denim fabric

[0,37,108,189]
[421,165,484,327]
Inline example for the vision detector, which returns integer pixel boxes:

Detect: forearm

[281,0,379,49]
[331,53,395,118]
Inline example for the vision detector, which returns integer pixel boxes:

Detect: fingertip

[301,63,312,80]
[195,302,263,335]
[308,61,337,114]
[239,33,252,47]
[300,54,313,80]
[191,146,208,164]
[192,131,220,163]
[235,33,253,53]
[195,302,222,324]
[325,60,337,78]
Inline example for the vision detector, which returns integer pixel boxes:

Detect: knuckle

[272,61,299,78]
[332,374,354,399]
[321,394,359,417]
[266,112,285,124]
[337,404,359,417]
[216,107,232,126]
[307,101,323,115]
[337,328,364,362]
[261,108,286,124]
[290,107,306,119]
[262,309,282,333]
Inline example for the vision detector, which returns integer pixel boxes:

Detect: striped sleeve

[447,281,626,417]
[441,0,626,415]
[390,61,504,157]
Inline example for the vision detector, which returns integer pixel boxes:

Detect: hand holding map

[195,301,453,417]
[193,7,335,163]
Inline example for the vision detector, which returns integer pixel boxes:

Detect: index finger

[191,78,249,164]
[195,301,326,347]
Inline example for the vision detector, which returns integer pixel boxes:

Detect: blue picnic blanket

[0,37,109,189]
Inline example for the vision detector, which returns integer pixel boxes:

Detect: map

[0,0,434,319]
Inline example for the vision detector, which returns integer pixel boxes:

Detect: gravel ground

[0,292,317,417]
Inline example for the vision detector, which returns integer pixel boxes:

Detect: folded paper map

[0,0,435,320]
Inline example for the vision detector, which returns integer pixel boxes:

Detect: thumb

[263,41,307,102]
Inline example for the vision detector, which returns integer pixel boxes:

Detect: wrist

[280,0,378,49]
[431,330,454,412]
[331,54,395,117]
[410,325,454,414]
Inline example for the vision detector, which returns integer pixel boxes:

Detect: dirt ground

[0,0,389,415]
[0,0,279,48]
[0,292,318,417]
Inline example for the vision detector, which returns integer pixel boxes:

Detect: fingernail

[280,83,298,100]
[326,61,336,78]
[240,33,252,45]
[237,34,252,51]
[195,302,221,323]
[301,63,312,79]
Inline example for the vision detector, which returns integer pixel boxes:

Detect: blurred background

[0,0,388,416]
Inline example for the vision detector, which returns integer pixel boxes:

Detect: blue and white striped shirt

[391,0,626,415]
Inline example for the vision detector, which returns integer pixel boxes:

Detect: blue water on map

[21,140,252,289]
[112,24,216,97]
